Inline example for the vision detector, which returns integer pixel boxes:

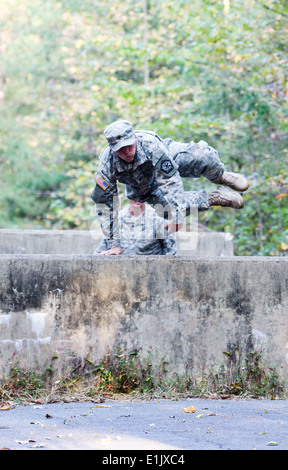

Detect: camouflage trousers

[163,138,225,182]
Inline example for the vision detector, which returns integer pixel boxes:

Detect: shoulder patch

[96,176,109,190]
[160,159,174,174]
[155,153,178,177]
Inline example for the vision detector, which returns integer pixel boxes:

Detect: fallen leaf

[95,435,112,446]
[266,441,278,446]
[0,403,13,411]
[183,406,196,413]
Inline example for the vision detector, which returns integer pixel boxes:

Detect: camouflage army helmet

[104,120,136,151]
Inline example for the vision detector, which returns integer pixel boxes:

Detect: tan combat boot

[208,186,244,209]
[217,171,249,192]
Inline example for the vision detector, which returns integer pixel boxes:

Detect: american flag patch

[96,176,109,190]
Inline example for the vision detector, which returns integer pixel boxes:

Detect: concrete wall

[0,229,234,256]
[0,254,287,385]
[0,229,102,255]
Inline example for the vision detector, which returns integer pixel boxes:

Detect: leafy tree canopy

[0,0,287,254]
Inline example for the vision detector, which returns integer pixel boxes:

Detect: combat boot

[217,171,249,192]
[208,186,244,209]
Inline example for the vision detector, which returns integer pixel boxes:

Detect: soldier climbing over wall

[94,199,177,256]
[91,120,249,255]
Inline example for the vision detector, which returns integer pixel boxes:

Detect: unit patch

[96,176,109,190]
[160,159,174,174]
[155,153,178,177]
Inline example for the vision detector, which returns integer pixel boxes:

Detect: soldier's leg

[163,138,225,181]
[184,187,244,215]
[163,138,249,192]
[184,189,210,214]
[145,186,244,233]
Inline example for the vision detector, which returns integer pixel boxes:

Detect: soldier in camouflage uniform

[91,120,248,255]
[95,200,177,256]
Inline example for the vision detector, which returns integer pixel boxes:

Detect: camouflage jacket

[95,204,177,255]
[91,130,209,249]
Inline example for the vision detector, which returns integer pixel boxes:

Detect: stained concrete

[0,229,102,255]
[0,229,233,256]
[0,255,287,386]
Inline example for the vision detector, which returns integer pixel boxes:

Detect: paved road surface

[1,398,288,451]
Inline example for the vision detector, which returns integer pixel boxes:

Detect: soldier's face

[129,201,145,216]
[115,136,137,162]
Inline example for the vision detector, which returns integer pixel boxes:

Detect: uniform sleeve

[94,237,109,254]
[152,170,188,225]
[90,150,121,249]
[154,209,177,255]
[145,138,188,225]
[160,238,177,255]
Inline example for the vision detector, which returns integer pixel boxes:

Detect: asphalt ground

[1,398,288,454]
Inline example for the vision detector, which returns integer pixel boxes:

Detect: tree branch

[257,0,288,19]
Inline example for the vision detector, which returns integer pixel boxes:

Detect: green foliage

[0,361,47,402]
[94,346,161,394]
[0,0,287,254]
[1,345,285,402]
[198,345,285,398]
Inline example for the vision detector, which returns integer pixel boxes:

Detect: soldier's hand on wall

[99,247,122,256]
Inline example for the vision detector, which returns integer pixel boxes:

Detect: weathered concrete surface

[0,229,101,255]
[0,255,287,384]
[0,229,233,256]
[2,399,288,450]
